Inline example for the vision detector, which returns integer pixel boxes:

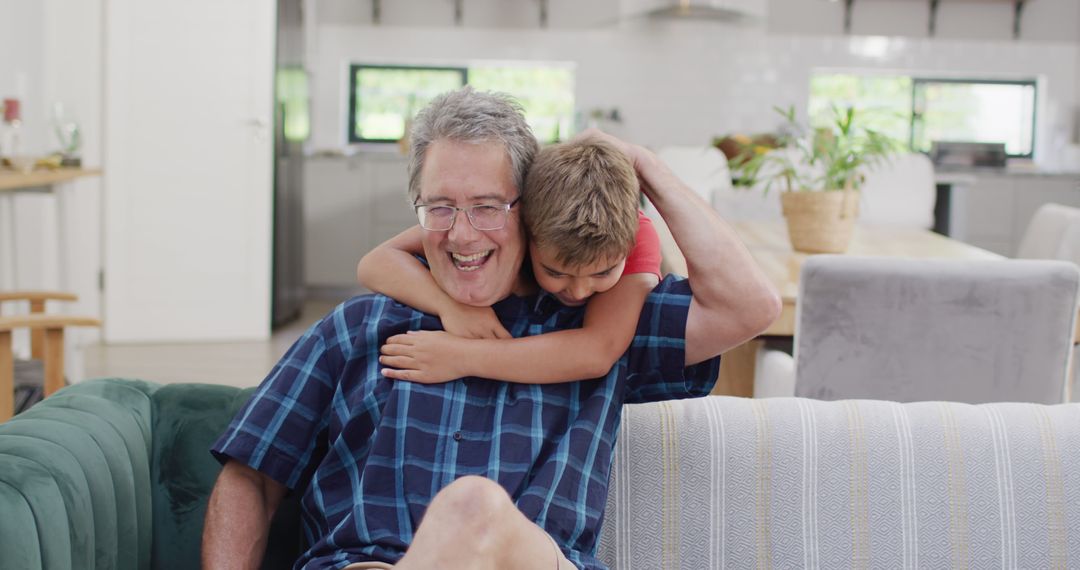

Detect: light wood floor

[83,300,341,388]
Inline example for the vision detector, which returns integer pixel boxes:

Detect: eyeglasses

[414,197,520,231]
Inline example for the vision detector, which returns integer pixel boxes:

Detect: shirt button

[453,431,463,441]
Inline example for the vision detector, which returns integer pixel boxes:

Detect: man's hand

[439,303,512,340]
[380,331,473,383]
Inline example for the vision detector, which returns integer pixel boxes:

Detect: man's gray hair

[408,86,539,203]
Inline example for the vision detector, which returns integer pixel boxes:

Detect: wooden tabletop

[733,221,1005,336]
[0,167,102,192]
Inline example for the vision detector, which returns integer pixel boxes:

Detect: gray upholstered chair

[785,256,1079,404]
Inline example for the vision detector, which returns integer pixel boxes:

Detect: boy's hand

[379,331,470,383]
[440,304,512,340]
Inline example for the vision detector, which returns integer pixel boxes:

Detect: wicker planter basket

[780,190,859,253]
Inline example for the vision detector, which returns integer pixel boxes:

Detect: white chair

[654,146,731,206]
[719,150,936,227]
[858,152,936,229]
[646,147,727,277]
[1017,203,1080,401]
[755,256,1080,404]
[1017,203,1080,264]
[716,146,796,222]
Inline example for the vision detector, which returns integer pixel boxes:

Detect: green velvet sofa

[0,378,302,570]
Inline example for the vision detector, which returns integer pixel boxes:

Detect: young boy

[357,137,662,384]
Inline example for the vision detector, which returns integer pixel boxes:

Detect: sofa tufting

[1,378,1077,568]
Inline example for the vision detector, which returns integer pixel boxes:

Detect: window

[912,79,1036,157]
[348,62,575,145]
[348,65,467,143]
[808,74,912,144]
[468,65,576,144]
[809,73,1037,158]
[277,67,310,143]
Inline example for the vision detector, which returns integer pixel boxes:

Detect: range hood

[620,0,767,22]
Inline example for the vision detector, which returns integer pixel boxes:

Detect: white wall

[301,2,1080,288]
[42,0,105,350]
[306,0,1080,154]
[0,0,103,373]
[0,1,45,154]
[308,23,1079,154]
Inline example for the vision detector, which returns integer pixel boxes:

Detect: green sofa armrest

[0,378,157,569]
[0,378,303,570]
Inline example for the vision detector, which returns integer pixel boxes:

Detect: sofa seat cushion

[599,396,1080,568]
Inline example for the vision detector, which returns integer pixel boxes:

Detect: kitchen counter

[935,164,1080,181]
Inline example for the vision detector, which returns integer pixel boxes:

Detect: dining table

[654,218,1006,398]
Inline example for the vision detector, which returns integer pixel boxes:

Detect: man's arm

[202,460,288,570]
[581,131,781,365]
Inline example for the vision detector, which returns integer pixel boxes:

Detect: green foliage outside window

[809,74,912,145]
[352,66,466,142]
[469,65,575,143]
[912,81,1035,156]
[277,67,310,142]
[349,63,575,145]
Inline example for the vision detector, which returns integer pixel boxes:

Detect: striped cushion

[598,396,1080,569]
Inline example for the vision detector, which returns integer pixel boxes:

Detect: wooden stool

[0,291,100,422]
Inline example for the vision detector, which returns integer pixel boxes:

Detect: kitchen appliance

[929,141,1008,168]
[271,0,307,327]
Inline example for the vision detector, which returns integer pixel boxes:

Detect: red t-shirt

[622,210,662,279]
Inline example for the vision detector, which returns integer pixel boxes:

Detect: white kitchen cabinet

[951,176,1015,255]
[949,172,1080,257]
[303,153,412,293]
[1011,178,1080,240]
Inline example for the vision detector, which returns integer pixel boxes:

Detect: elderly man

[202,88,780,569]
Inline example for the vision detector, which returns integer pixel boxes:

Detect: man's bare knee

[429,476,512,525]
[402,476,568,570]
[423,476,514,550]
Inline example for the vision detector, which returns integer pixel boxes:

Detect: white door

[104,0,275,342]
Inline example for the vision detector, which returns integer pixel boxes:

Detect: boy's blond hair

[522,139,640,268]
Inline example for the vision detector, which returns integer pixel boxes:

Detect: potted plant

[730,106,899,253]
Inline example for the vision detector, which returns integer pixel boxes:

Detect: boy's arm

[599,133,781,365]
[358,225,511,340]
[379,272,658,383]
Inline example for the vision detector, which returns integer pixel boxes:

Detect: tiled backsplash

[309,20,1079,168]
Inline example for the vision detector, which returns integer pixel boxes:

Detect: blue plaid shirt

[212,275,720,569]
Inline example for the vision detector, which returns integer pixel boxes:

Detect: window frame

[808,71,1039,160]
[347,63,468,144]
[909,77,1037,159]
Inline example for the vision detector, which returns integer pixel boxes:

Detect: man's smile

[451,250,493,272]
